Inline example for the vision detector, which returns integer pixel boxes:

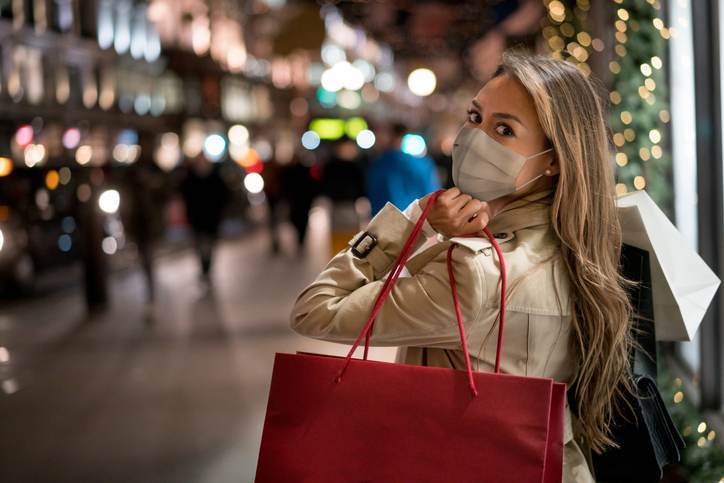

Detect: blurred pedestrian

[321,139,365,203]
[180,155,230,280]
[366,122,440,216]
[320,139,366,255]
[262,160,285,255]
[281,154,320,253]
[122,157,167,306]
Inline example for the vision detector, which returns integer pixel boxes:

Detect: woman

[290,50,636,482]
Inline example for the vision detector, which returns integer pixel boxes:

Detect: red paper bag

[256,191,565,482]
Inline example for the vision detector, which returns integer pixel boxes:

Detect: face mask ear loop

[525,147,553,161]
[514,172,545,193]
[513,147,554,193]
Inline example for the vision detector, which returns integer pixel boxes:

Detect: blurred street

[0,212,394,483]
[0,0,722,481]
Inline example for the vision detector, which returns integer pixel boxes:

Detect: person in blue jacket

[366,122,440,216]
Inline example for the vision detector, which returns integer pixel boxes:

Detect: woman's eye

[495,124,514,137]
[467,110,482,124]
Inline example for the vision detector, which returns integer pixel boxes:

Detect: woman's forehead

[473,74,537,120]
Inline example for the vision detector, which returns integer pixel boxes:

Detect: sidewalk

[0,209,395,483]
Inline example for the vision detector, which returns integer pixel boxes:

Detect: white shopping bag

[616,190,721,341]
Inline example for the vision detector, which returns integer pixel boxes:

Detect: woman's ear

[545,155,560,176]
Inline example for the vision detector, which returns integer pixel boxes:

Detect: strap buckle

[350,231,378,258]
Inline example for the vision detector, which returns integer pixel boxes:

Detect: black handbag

[568,244,685,482]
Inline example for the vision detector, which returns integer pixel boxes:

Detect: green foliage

[608,0,673,218]
[658,366,724,483]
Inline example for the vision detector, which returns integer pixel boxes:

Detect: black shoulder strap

[622,243,657,378]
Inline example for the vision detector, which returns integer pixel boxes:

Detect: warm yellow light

[592,38,605,52]
[577,63,591,76]
[653,18,664,30]
[649,129,662,143]
[609,61,621,74]
[645,78,656,91]
[45,170,60,190]
[560,23,575,37]
[609,91,622,104]
[661,28,671,39]
[0,157,12,177]
[624,129,636,142]
[615,45,627,57]
[615,20,627,32]
[651,146,663,159]
[577,32,592,46]
[615,152,628,166]
[640,147,651,161]
[615,32,628,44]
[639,86,650,98]
[640,63,653,76]
[617,8,629,21]
[613,133,625,146]
[697,437,706,448]
[573,47,589,62]
[548,36,565,51]
[673,391,684,403]
[634,176,646,190]
[543,26,558,39]
[651,56,663,69]
[659,110,671,123]
[548,1,566,22]
[707,430,716,441]
[620,111,632,124]
[615,183,628,195]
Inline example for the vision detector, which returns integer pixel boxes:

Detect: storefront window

[669,0,701,375]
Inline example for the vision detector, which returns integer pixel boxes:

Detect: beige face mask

[452,126,552,201]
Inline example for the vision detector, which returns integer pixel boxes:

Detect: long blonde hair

[495,50,638,452]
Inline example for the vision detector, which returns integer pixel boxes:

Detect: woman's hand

[419,188,492,238]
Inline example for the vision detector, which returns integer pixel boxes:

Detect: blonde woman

[291,50,635,482]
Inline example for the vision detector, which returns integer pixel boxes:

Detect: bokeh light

[99,189,120,214]
[301,131,321,150]
[407,68,436,97]
[244,172,265,194]
[203,134,226,161]
[401,134,427,157]
[356,130,375,149]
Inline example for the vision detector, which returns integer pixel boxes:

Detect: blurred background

[0,0,722,481]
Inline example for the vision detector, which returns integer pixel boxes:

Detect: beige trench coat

[291,189,596,482]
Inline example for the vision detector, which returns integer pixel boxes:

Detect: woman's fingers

[461,207,491,234]
[438,187,461,203]
[426,188,492,237]
[438,188,470,213]
[459,199,484,223]
[447,193,472,215]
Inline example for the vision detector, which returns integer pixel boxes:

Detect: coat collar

[486,188,555,234]
[448,188,555,253]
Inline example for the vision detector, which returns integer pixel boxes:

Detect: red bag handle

[335,190,508,398]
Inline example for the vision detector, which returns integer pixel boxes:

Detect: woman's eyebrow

[492,112,524,126]
[470,99,525,127]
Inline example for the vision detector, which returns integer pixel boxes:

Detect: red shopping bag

[255,191,565,482]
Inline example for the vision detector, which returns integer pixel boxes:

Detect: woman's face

[464,73,559,195]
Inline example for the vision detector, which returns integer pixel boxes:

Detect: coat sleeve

[290,202,486,347]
